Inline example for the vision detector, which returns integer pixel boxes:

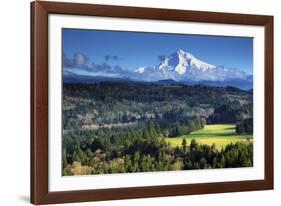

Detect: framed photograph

[31,1,274,204]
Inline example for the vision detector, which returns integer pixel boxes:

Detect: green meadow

[165,124,253,150]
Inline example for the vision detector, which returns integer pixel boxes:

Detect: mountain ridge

[64,49,253,90]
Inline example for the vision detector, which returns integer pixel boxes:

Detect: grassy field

[165,124,253,150]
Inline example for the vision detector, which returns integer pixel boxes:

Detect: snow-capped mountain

[132,49,251,85]
[134,49,215,77]
[64,49,253,90]
[157,49,215,75]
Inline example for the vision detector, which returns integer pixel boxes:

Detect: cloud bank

[63,53,125,74]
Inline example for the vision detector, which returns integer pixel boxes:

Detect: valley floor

[165,124,253,150]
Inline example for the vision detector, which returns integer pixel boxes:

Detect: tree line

[63,119,252,175]
[62,82,253,175]
[63,136,253,175]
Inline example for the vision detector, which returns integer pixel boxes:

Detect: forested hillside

[62,82,253,175]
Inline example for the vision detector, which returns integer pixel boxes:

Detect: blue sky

[63,28,253,74]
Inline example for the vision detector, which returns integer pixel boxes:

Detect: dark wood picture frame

[31,1,274,204]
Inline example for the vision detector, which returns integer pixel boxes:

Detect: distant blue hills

[63,70,252,91]
[63,49,253,90]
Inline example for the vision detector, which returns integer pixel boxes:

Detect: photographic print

[31,2,273,203]
[62,29,254,176]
